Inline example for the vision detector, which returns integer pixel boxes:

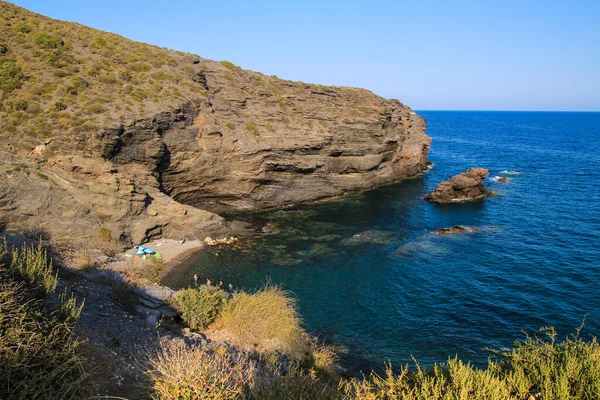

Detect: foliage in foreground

[172,284,228,330]
[148,322,600,400]
[148,340,340,400]
[217,285,310,359]
[0,240,88,399]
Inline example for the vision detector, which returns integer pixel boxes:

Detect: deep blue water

[163,111,600,373]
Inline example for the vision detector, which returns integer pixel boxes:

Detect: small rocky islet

[425,167,497,203]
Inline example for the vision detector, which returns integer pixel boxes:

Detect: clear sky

[9,0,600,111]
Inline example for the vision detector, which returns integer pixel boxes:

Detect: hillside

[0,1,430,246]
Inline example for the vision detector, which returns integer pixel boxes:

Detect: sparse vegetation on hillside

[0,1,213,151]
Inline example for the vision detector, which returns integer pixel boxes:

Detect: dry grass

[0,239,88,399]
[343,325,600,400]
[147,340,254,400]
[216,285,310,359]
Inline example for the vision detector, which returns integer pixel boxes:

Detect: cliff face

[0,2,430,245]
[96,68,430,213]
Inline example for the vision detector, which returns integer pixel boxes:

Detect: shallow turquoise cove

[163,111,600,374]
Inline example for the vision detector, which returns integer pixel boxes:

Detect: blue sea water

[163,111,600,373]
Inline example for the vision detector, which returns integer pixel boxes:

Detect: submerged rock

[493,176,510,183]
[340,230,395,246]
[425,168,496,203]
[433,225,478,235]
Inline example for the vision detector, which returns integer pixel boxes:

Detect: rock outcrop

[94,75,431,213]
[426,168,495,203]
[0,3,431,246]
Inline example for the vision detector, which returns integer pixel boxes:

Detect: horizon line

[414,109,600,113]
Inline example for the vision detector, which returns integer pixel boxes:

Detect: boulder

[426,168,495,203]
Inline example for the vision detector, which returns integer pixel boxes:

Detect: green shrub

[65,85,77,95]
[245,121,259,136]
[97,73,117,84]
[172,285,228,330]
[53,100,67,111]
[94,37,107,47]
[70,75,88,89]
[118,70,132,82]
[12,99,28,111]
[86,103,104,113]
[130,88,147,101]
[33,33,64,48]
[220,60,237,69]
[128,62,151,72]
[0,43,7,54]
[226,121,236,130]
[15,22,31,33]
[343,327,600,400]
[0,60,26,92]
[0,240,88,399]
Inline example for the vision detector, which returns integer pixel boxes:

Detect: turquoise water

[163,111,600,373]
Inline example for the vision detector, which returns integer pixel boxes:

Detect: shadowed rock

[425,168,495,203]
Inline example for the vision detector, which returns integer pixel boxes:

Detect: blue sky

[10,0,600,111]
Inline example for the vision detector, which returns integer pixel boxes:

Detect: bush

[172,285,228,330]
[0,60,26,92]
[220,60,237,69]
[12,99,28,111]
[343,326,600,400]
[216,285,309,358]
[15,23,31,33]
[0,240,88,399]
[148,341,253,400]
[0,43,7,54]
[65,85,77,95]
[98,73,117,84]
[92,226,121,257]
[131,88,147,101]
[70,75,88,89]
[87,103,105,113]
[245,121,259,136]
[33,33,64,48]
[94,37,107,47]
[54,100,67,111]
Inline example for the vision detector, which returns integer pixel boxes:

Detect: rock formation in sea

[425,168,495,203]
[433,226,478,235]
[0,3,431,246]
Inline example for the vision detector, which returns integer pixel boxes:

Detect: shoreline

[123,238,205,273]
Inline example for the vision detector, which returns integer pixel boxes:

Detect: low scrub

[148,341,340,400]
[172,285,228,330]
[344,326,600,399]
[0,240,88,399]
[148,341,253,400]
[216,285,310,359]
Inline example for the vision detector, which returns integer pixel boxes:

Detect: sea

[162,111,600,374]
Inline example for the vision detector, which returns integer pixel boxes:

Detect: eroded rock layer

[94,68,431,213]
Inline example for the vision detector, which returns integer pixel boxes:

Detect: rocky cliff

[0,2,430,245]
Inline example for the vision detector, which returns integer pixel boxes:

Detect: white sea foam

[500,170,522,175]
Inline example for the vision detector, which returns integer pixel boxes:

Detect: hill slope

[0,1,430,245]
